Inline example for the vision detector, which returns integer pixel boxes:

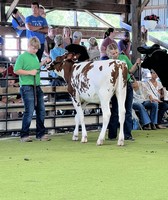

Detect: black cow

[138,44,168,90]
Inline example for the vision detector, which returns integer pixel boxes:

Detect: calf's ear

[137,46,147,54]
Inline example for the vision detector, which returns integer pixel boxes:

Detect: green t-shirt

[118,54,133,81]
[14,51,40,86]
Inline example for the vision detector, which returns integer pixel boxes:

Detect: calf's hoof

[81,136,87,143]
[117,139,124,146]
[72,135,79,141]
[96,139,104,146]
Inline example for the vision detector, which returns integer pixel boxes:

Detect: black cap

[12,8,18,14]
[124,31,130,37]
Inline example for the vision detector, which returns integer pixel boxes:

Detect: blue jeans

[100,56,109,60]
[158,102,168,124]
[133,101,158,126]
[108,82,133,139]
[20,86,46,138]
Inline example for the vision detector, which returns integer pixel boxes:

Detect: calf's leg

[97,101,111,145]
[116,90,126,146]
[72,100,88,143]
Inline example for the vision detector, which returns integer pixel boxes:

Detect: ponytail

[104,28,114,39]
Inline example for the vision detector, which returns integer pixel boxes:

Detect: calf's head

[138,44,168,89]
[47,53,80,77]
[137,44,167,70]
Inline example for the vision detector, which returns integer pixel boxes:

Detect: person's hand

[157,99,163,103]
[149,96,155,102]
[42,57,52,66]
[150,98,162,103]
[136,58,141,65]
[45,57,52,64]
[29,69,38,76]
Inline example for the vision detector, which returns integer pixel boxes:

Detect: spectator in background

[0,64,6,87]
[0,64,5,76]
[132,80,158,130]
[0,57,21,134]
[0,57,19,120]
[50,35,67,61]
[65,31,89,62]
[0,36,4,54]
[1,73,21,104]
[39,5,46,18]
[0,55,10,66]
[3,56,18,79]
[3,57,20,101]
[0,72,21,121]
[100,28,117,60]
[49,34,67,86]
[44,26,55,57]
[0,36,4,46]
[55,26,60,35]
[25,2,48,61]
[0,55,10,86]
[62,26,72,48]
[87,37,100,61]
[118,31,131,59]
[145,69,168,129]
[0,55,10,81]
[163,87,168,103]
[12,8,26,38]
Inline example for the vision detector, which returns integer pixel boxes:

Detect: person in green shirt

[106,43,141,140]
[14,36,51,142]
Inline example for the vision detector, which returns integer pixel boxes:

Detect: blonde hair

[28,37,41,49]
[106,43,119,57]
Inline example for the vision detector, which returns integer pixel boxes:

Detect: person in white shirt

[132,80,158,130]
[144,69,168,129]
[87,37,100,61]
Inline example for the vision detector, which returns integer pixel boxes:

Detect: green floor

[0,129,168,200]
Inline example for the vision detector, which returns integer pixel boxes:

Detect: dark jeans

[20,85,46,138]
[108,82,133,139]
[36,44,44,62]
[158,102,168,124]
[50,76,66,86]
[100,56,109,60]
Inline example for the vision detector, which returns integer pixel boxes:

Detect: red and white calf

[48,53,128,146]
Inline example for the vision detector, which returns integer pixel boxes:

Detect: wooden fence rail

[0,86,102,135]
